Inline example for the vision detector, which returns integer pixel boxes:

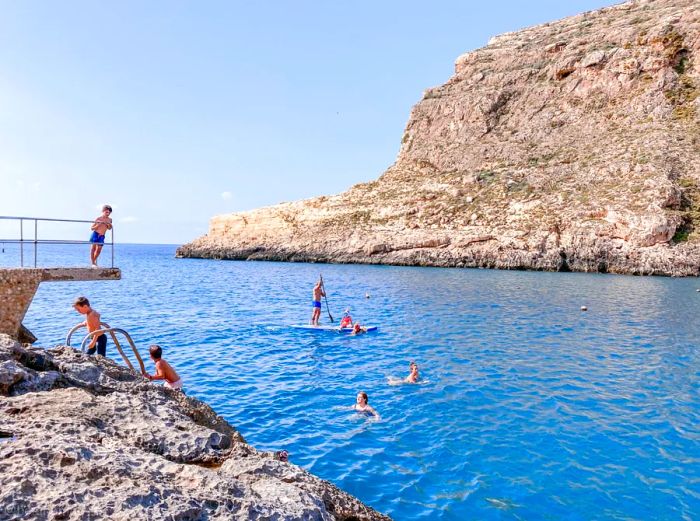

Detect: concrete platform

[0,267,121,340]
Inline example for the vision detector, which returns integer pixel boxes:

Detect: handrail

[0,215,96,224]
[66,322,146,375]
[0,215,114,268]
[66,321,111,346]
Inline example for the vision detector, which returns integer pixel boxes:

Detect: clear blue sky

[0,0,614,244]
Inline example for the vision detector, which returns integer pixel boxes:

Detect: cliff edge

[0,335,390,520]
[178,0,700,275]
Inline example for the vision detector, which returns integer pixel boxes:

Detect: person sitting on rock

[143,344,183,391]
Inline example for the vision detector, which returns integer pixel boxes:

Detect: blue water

[7,244,700,520]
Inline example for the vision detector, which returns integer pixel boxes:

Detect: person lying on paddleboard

[353,391,379,418]
[405,361,420,383]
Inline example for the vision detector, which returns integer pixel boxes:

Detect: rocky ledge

[178,0,700,276]
[0,335,390,520]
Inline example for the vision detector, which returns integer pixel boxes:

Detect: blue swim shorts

[312,300,322,308]
[90,231,105,244]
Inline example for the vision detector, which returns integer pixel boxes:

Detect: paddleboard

[290,325,378,333]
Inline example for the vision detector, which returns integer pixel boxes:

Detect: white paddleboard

[290,324,378,333]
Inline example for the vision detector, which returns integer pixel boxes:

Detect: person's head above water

[353,323,361,332]
[356,391,369,405]
[149,344,163,360]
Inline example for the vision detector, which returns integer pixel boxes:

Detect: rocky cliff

[178,0,700,276]
[0,335,390,520]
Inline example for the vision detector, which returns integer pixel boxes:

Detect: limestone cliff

[178,0,700,276]
[0,335,390,520]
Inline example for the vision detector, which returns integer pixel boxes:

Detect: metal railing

[0,215,114,268]
[66,322,146,375]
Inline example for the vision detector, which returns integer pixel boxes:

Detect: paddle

[319,274,334,323]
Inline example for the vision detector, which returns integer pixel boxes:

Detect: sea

[4,243,700,520]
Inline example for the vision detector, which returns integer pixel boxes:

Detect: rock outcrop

[178,0,700,275]
[0,335,390,520]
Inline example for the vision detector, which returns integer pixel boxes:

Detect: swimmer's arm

[368,406,380,418]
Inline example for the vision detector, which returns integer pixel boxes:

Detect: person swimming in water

[351,323,367,336]
[340,309,353,329]
[353,391,379,418]
[405,361,420,383]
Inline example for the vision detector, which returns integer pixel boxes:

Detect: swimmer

[351,323,367,336]
[353,391,379,418]
[405,361,420,383]
[339,309,353,329]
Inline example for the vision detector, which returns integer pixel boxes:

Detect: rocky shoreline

[0,335,390,520]
[178,0,700,276]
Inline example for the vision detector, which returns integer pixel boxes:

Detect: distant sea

[5,243,700,520]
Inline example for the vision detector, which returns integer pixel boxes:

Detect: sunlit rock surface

[179,0,700,276]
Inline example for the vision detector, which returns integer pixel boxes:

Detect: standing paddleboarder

[311,278,325,326]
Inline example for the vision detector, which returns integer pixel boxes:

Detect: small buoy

[365,292,371,299]
[696,289,700,292]
[580,306,588,311]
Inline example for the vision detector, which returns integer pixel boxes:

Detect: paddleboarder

[311,278,325,326]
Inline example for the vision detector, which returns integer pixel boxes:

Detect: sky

[0,0,615,244]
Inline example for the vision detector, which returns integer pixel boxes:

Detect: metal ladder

[65,322,146,375]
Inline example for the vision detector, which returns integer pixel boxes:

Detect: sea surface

[5,243,700,520]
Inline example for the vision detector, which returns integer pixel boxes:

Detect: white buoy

[696,289,700,292]
[365,292,371,299]
[580,306,588,311]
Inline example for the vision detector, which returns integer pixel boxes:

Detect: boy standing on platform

[90,204,113,267]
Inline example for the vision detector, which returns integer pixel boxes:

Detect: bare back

[313,284,324,301]
[156,359,180,384]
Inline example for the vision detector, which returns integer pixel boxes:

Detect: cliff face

[0,335,390,520]
[178,0,700,276]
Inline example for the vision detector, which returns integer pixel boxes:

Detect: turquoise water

[8,244,700,520]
